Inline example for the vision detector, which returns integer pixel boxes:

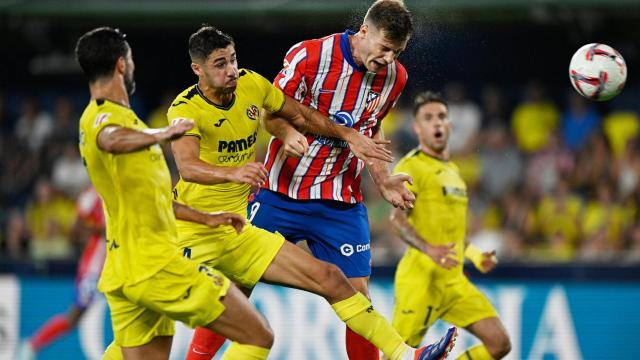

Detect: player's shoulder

[238,68,266,83]
[293,33,340,54]
[392,60,408,83]
[395,148,421,169]
[79,99,127,128]
[171,85,200,107]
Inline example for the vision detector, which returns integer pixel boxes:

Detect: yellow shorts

[179,223,285,289]
[104,255,231,347]
[392,250,498,347]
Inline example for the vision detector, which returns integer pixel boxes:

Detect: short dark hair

[75,27,129,83]
[189,25,235,62]
[413,91,448,116]
[365,0,413,43]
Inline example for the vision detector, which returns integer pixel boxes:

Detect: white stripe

[287,140,322,197]
[309,147,343,198]
[352,72,376,127]
[278,46,307,90]
[354,158,365,180]
[327,59,352,118]
[332,152,355,202]
[309,37,335,110]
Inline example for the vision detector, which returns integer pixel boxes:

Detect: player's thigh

[440,277,498,328]
[121,257,232,338]
[465,316,510,351]
[261,239,353,301]
[120,336,172,360]
[204,284,273,348]
[306,203,372,278]
[216,224,285,289]
[105,288,175,349]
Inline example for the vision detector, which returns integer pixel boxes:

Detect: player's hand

[379,174,415,210]
[282,129,309,158]
[345,131,393,166]
[228,162,268,187]
[424,243,458,269]
[478,250,498,273]
[204,212,246,234]
[159,118,194,141]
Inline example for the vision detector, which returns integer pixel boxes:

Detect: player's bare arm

[464,241,498,274]
[172,201,245,234]
[96,119,194,154]
[390,207,458,269]
[367,128,415,210]
[263,95,394,163]
[262,113,309,158]
[171,134,267,187]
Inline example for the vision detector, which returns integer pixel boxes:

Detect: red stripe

[320,148,350,198]
[276,153,304,196]
[341,156,361,202]
[296,145,332,199]
[351,174,363,203]
[339,70,365,116]
[316,36,341,112]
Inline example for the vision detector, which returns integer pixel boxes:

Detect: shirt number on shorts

[248,202,261,222]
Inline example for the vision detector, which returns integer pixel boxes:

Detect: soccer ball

[569,43,627,101]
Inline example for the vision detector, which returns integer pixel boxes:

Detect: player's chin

[368,61,386,72]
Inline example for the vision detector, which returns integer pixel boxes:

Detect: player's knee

[487,331,511,359]
[254,324,274,349]
[316,262,348,290]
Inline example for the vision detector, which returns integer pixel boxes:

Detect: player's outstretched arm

[171,134,268,186]
[262,112,309,158]
[465,243,498,273]
[265,95,393,163]
[390,207,458,269]
[172,201,245,234]
[367,129,415,210]
[96,120,194,154]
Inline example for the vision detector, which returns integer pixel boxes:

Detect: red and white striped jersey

[263,30,408,203]
[76,187,105,230]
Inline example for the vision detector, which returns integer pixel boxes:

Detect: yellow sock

[102,342,123,360]
[331,292,411,360]
[457,344,495,360]
[220,342,270,360]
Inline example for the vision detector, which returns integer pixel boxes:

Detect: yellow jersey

[393,148,468,275]
[167,69,285,236]
[79,99,178,292]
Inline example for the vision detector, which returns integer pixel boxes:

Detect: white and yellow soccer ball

[569,43,627,101]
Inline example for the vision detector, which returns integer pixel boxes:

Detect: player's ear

[191,62,202,76]
[115,56,126,75]
[359,23,369,38]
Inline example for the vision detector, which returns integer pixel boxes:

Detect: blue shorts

[249,190,371,278]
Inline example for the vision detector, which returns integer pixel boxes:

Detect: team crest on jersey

[365,91,381,112]
[246,104,259,120]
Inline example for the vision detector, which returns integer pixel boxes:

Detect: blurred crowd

[1,80,640,267]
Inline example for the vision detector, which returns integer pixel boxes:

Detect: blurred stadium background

[1,0,639,359]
